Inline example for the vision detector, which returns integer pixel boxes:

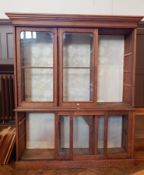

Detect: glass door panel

[20,31,54,102]
[62,32,95,102]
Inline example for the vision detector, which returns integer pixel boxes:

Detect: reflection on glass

[62,32,94,102]
[59,116,70,158]
[97,35,124,102]
[21,31,53,101]
[73,116,91,155]
[98,116,105,154]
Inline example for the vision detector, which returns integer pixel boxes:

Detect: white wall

[0,0,144,19]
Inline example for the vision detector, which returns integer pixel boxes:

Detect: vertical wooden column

[104,113,108,157]
[89,116,98,155]
[0,76,4,122]
[128,112,134,157]
[89,116,95,154]
[15,112,19,160]
[55,113,59,160]
[95,116,99,155]
[9,75,14,120]
[0,75,4,121]
[131,111,136,158]
[70,115,73,159]
[4,75,8,120]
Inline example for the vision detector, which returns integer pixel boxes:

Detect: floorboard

[1,163,144,175]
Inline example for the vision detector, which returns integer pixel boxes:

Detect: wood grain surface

[1,163,144,175]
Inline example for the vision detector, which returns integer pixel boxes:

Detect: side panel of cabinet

[135,28,144,107]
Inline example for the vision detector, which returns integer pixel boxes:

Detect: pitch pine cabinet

[7,13,143,167]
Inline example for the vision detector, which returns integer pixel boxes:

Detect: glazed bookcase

[7,13,144,167]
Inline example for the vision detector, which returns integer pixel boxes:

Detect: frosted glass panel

[73,116,91,155]
[63,69,90,101]
[62,32,93,102]
[73,116,90,148]
[97,35,124,102]
[108,115,128,154]
[21,32,53,67]
[63,33,93,67]
[108,116,122,148]
[21,31,53,102]
[27,113,55,149]
[98,116,105,154]
[23,68,53,101]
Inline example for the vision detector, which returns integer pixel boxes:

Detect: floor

[1,164,144,175]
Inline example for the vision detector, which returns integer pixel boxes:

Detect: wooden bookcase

[7,13,143,167]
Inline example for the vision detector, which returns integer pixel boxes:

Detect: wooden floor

[1,163,144,175]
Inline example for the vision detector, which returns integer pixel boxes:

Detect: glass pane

[73,116,92,155]
[63,33,93,67]
[98,116,105,154]
[59,116,70,158]
[21,31,53,67]
[62,32,94,102]
[23,68,53,101]
[26,113,55,160]
[108,115,128,154]
[20,31,54,102]
[63,69,91,101]
[97,35,124,102]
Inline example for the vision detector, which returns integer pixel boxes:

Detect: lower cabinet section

[16,111,132,162]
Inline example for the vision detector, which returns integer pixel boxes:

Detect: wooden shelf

[21,149,55,160]
[15,104,134,112]
[73,148,90,155]
[108,148,126,154]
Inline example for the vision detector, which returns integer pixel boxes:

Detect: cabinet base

[15,159,135,168]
